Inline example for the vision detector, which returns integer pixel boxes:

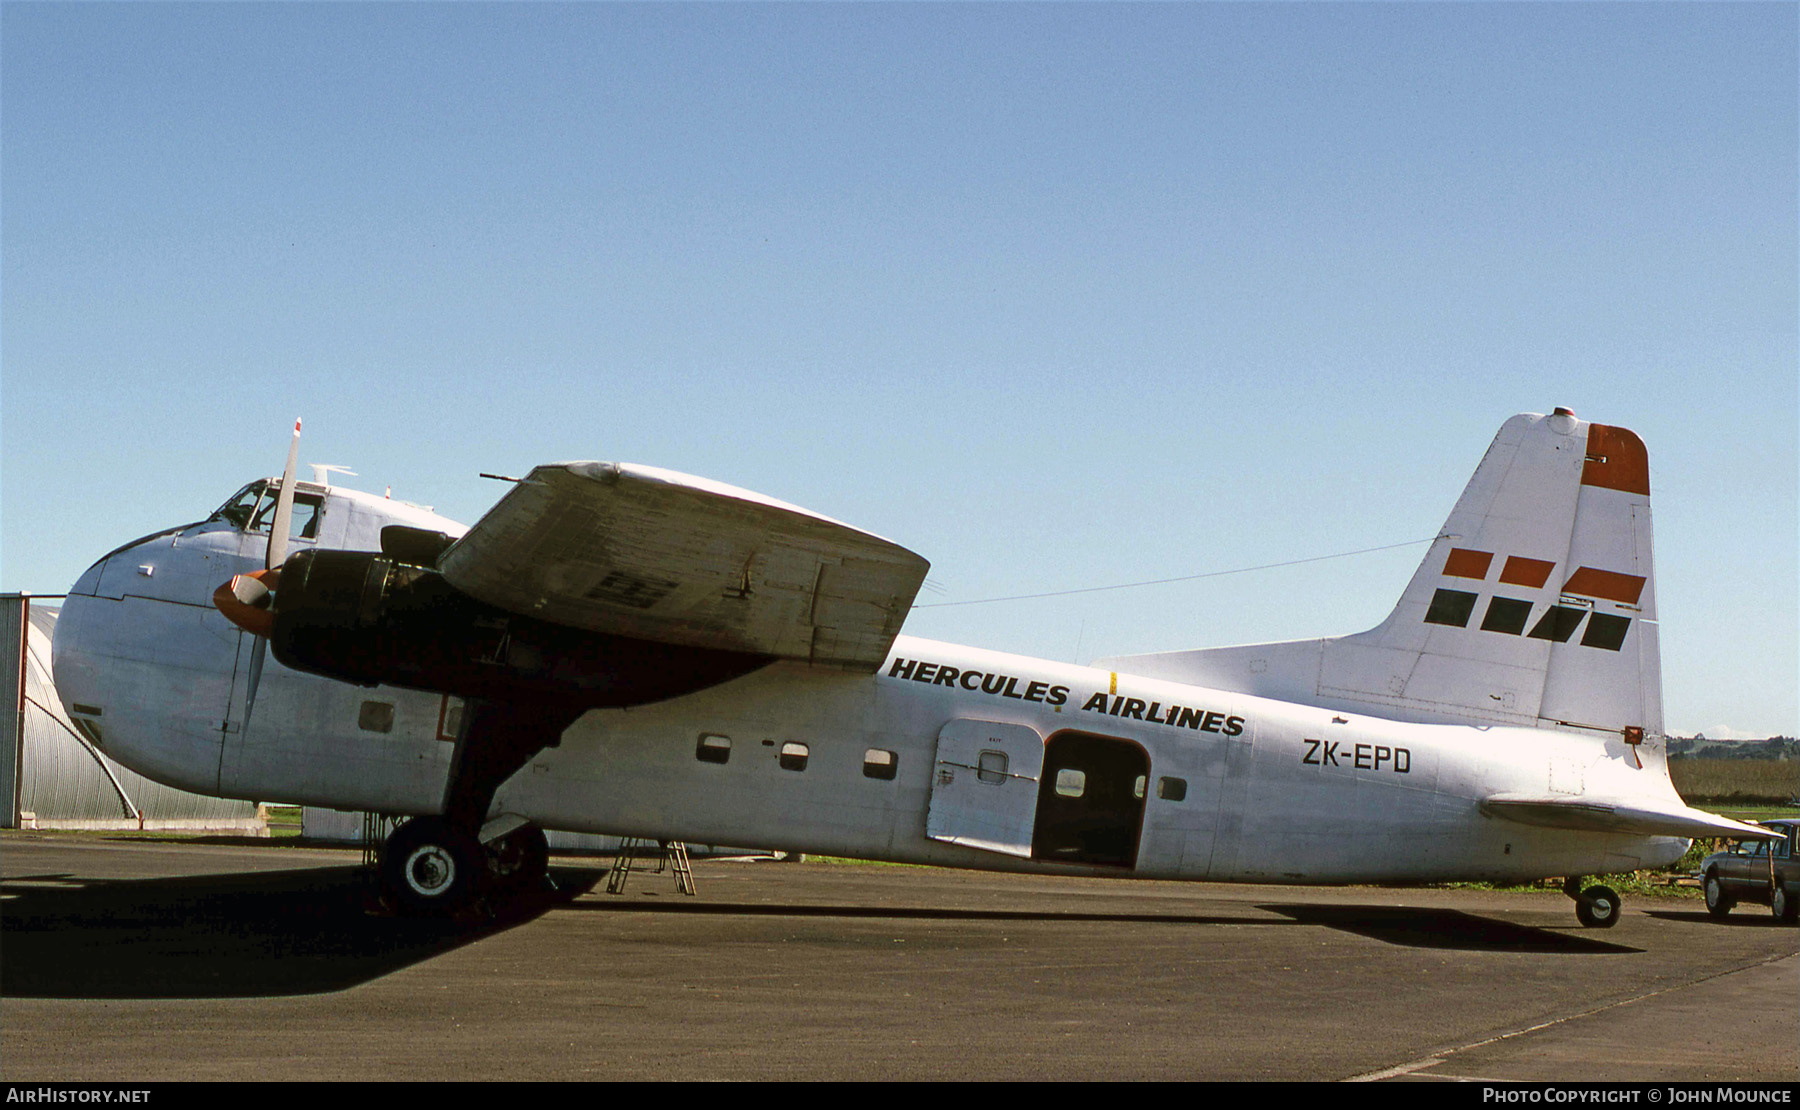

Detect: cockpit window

[214,483,265,529]
[211,480,323,540]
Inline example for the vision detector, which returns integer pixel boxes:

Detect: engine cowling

[268,548,771,707]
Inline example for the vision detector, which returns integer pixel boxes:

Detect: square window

[977,750,1008,784]
[863,748,898,781]
[696,733,731,764]
[358,701,395,733]
[779,742,809,771]
[1054,768,1087,798]
[1157,776,1188,802]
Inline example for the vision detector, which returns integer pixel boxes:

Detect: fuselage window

[696,734,731,764]
[863,748,898,781]
[359,701,395,734]
[1054,768,1087,798]
[779,742,809,772]
[1157,776,1188,802]
[977,750,1008,784]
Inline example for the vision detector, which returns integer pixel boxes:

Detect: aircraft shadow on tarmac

[3,868,1638,1000]
[563,896,1641,955]
[1262,904,1641,953]
[0,864,605,1000]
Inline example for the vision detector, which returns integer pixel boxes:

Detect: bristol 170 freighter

[51,411,1775,924]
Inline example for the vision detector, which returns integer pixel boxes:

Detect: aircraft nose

[69,552,111,598]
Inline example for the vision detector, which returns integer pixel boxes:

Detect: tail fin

[1098,411,1661,737]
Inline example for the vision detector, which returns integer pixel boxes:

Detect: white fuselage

[51,491,1690,885]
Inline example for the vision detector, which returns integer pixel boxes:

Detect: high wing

[437,462,930,672]
[1480,794,1780,841]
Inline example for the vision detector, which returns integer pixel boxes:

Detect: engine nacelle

[269,549,771,707]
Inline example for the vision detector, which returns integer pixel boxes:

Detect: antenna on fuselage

[309,464,357,487]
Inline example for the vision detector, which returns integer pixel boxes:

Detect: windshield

[210,480,323,540]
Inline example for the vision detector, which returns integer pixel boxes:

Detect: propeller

[211,418,302,730]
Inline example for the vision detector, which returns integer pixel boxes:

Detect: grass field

[1669,759,1798,805]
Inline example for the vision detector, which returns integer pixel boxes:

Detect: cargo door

[1031,731,1150,869]
[926,719,1044,857]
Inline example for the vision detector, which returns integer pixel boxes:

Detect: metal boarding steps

[606,838,696,896]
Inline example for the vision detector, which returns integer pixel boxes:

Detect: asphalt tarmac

[2,831,1794,1082]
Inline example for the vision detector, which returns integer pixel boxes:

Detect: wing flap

[1480,793,1779,840]
[439,463,929,671]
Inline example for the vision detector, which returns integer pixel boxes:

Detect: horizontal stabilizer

[1480,794,1779,840]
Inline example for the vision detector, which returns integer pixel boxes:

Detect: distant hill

[1666,735,1796,761]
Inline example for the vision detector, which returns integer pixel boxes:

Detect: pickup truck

[1701,818,1799,923]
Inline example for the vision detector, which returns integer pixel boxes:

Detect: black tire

[1704,871,1734,919]
[381,817,483,914]
[486,824,551,894]
[1576,884,1621,928]
[1773,882,1797,925]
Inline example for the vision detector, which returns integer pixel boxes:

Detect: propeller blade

[241,634,268,733]
[267,417,302,570]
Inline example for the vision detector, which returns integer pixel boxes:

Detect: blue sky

[3,3,1794,737]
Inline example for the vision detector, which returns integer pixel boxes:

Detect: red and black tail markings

[1096,412,1662,735]
[1443,548,1493,579]
[1561,567,1647,606]
[1424,547,1644,651]
[1498,556,1554,588]
[1581,423,1650,496]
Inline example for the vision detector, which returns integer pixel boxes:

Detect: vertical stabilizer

[1098,411,1662,739]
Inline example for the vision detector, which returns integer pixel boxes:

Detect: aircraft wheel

[1575,884,1621,928]
[486,824,551,893]
[1773,882,1797,925]
[1704,872,1734,919]
[381,817,483,914]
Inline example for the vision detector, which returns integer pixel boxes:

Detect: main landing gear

[380,816,553,915]
[377,697,578,916]
[1562,876,1622,928]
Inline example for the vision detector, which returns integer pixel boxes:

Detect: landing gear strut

[1563,876,1621,928]
[376,697,579,915]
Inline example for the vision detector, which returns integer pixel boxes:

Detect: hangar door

[926,719,1043,858]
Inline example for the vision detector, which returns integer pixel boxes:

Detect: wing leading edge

[438,462,929,672]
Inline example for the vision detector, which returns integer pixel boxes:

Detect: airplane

[50,410,1779,925]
